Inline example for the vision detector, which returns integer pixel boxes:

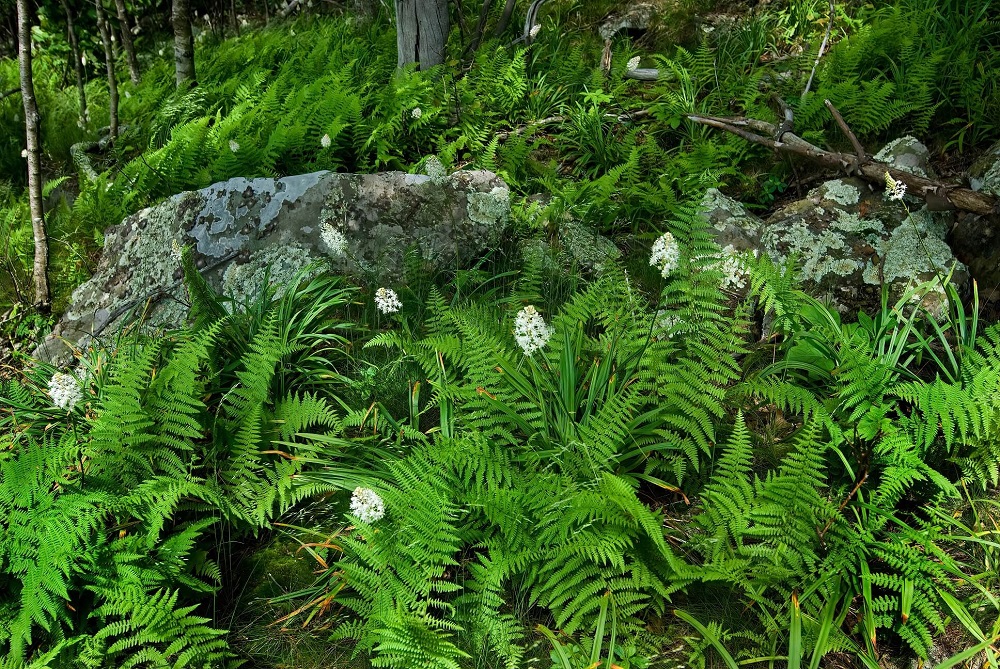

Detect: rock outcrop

[36,168,510,366]
[699,137,968,317]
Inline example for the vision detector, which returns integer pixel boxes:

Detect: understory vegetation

[2,0,1000,667]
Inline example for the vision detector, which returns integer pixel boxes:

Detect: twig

[824,98,866,165]
[801,0,835,100]
[687,111,1000,216]
[0,87,20,102]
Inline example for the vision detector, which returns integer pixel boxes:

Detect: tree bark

[172,0,196,88]
[395,0,448,70]
[114,0,141,84]
[95,0,119,142]
[16,0,50,312]
[59,0,88,125]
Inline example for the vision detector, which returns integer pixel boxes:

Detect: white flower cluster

[20,149,27,159]
[320,222,347,256]
[513,305,554,356]
[529,24,542,39]
[350,487,385,524]
[228,139,240,153]
[626,56,641,71]
[649,231,681,278]
[48,372,82,411]
[171,239,183,263]
[884,171,906,201]
[375,287,402,314]
[654,310,681,341]
[321,133,332,148]
[715,245,755,290]
[411,107,423,120]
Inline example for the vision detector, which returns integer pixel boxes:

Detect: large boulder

[948,139,1000,300]
[700,169,968,317]
[36,168,510,366]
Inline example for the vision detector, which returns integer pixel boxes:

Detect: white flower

[229,139,240,153]
[374,287,402,314]
[48,372,82,411]
[411,107,422,119]
[529,24,541,38]
[649,231,681,278]
[350,487,385,524]
[513,305,554,355]
[171,239,183,262]
[20,149,27,158]
[82,54,87,66]
[884,171,906,201]
[158,49,164,56]
[715,245,755,290]
[321,133,331,148]
[654,310,681,340]
[626,56,641,71]
[320,222,347,256]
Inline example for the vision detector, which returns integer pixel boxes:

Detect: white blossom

[350,487,385,524]
[529,24,541,38]
[411,107,422,119]
[321,133,332,148]
[884,171,906,201]
[20,149,27,158]
[320,222,347,256]
[715,245,755,290]
[171,239,183,262]
[513,305,554,355]
[375,287,402,314]
[649,231,681,278]
[626,56,641,71]
[158,49,164,57]
[228,139,240,153]
[48,372,82,411]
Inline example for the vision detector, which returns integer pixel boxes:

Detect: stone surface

[698,174,968,317]
[599,2,659,40]
[36,168,510,366]
[872,135,936,179]
[967,139,1000,196]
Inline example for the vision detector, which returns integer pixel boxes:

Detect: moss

[221,244,319,302]
[818,180,860,207]
[466,186,511,226]
[880,208,961,283]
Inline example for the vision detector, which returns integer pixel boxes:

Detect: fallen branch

[496,109,652,141]
[687,110,999,216]
[0,87,20,102]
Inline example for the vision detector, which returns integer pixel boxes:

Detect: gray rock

[35,169,510,366]
[698,179,967,316]
[873,136,936,179]
[968,139,1000,196]
[599,3,658,40]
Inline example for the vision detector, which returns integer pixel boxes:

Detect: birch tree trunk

[16,0,50,312]
[114,0,141,84]
[95,0,119,142]
[172,0,196,88]
[395,0,448,70]
[60,0,88,126]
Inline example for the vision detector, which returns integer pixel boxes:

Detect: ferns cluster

[0,271,355,667]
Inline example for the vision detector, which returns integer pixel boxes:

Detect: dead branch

[687,112,1000,216]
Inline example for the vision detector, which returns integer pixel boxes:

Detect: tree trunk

[95,0,119,142]
[172,0,196,88]
[395,0,448,70]
[114,0,141,84]
[16,0,50,312]
[59,0,88,126]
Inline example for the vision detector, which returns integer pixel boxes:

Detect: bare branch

[824,99,866,164]
[687,112,999,216]
[802,0,835,99]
